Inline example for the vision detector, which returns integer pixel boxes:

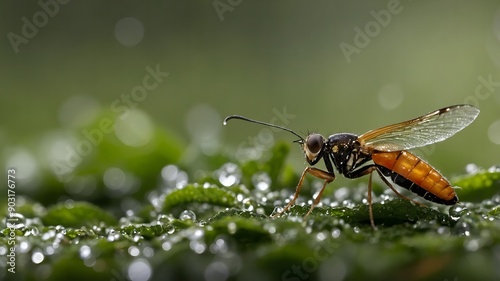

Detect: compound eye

[306,134,323,154]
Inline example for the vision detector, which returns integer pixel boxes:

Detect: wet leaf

[453,170,500,202]
[42,202,118,227]
[163,184,238,214]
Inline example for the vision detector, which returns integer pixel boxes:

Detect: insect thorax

[327,133,370,174]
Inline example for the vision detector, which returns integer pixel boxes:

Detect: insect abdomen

[372,151,457,205]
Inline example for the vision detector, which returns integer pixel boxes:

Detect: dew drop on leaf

[31,250,45,264]
[252,171,271,191]
[449,205,469,220]
[79,245,92,259]
[180,210,196,221]
[215,163,241,187]
[453,221,471,236]
[227,222,237,235]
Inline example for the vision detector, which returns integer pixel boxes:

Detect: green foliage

[163,184,238,218]
[453,170,500,202]
[42,202,117,228]
[2,137,499,281]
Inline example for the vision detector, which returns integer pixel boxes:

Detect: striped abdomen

[372,151,457,205]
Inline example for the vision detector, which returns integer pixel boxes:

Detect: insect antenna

[223,115,304,142]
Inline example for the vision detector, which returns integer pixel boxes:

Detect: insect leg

[344,165,378,230]
[272,166,335,218]
[367,171,376,230]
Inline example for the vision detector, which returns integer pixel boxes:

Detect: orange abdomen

[372,151,456,202]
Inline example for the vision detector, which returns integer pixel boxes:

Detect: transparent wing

[358,104,480,152]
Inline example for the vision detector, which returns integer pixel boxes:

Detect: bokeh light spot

[185,104,222,155]
[115,17,145,47]
[378,84,404,110]
[487,119,500,145]
[6,148,38,186]
[58,95,101,128]
[114,110,154,147]
[127,259,152,281]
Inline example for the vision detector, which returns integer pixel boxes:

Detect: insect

[224,104,480,229]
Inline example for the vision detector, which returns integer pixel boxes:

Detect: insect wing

[358,104,480,152]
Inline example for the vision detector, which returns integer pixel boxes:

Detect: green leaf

[453,170,500,202]
[163,184,238,213]
[206,215,272,246]
[265,141,290,186]
[42,202,118,227]
[286,199,455,227]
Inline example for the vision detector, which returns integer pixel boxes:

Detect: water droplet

[18,241,30,253]
[316,232,327,241]
[133,235,143,242]
[162,241,172,251]
[215,163,241,187]
[5,213,26,229]
[175,171,189,189]
[465,163,480,174]
[342,200,355,209]
[190,240,206,254]
[26,226,40,236]
[271,206,284,216]
[204,261,230,281]
[127,259,152,281]
[264,223,277,234]
[241,198,255,211]
[179,210,197,221]
[79,245,92,259]
[449,205,469,220]
[464,238,481,252]
[188,228,205,241]
[236,194,244,202]
[161,165,179,181]
[252,172,271,191]
[488,164,500,173]
[166,225,175,234]
[437,226,450,235]
[128,246,140,257]
[227,222,237,235]
[331,228,341,238]
[32,250,45,264]
[453,221,471,236]
[492,194,500,204]
[107,229,121,242]
[42,230,56,240]
[210,236,230,254]
[143,247,154,258]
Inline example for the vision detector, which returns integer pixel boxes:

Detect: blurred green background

[1,0,500,195]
